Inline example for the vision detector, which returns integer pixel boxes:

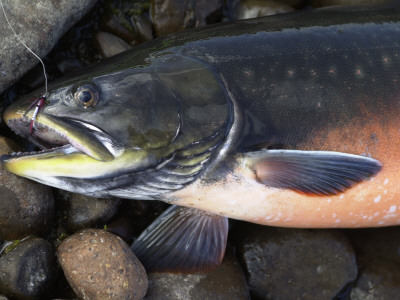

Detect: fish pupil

[79,90,92,103]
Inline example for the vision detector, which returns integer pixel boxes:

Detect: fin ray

[131,205,228,273]
[243,149,382,196]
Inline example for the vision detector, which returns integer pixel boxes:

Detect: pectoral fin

[131,205,229,273]
[242,149,382,195]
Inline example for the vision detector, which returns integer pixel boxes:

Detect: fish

[2,4,400,272]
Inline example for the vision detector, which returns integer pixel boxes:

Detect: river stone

[236,0,294,20]
[233,224,357,299]
[151,0,223,37]
[347,227,400,299]
[0,237,56,299]
[58,191,121,233]
[0,137,54,240]
[0,0,98,95]
[144,247,250,300]
[58,229,148,300]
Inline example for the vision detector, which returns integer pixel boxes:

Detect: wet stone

[144,247,250,300]
[151,0,223,37]
[236,0,294,20]
[233,224,357,299]
[58,229,148,300]
[0,0,98,95]
[0,137,54,241]
[0,237,56,300]
[347,227,400,299]
[58,191,121,233]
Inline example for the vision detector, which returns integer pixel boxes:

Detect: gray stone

[348,227,400,299]
[0,0,98,95]
[144,248,250,300]
[58,191,121,233]
[58,229,148,300]
[94,31,131,58]
[236,0,294,20]
[234,224,357,299]
[151,0,223,37]
[0,237,56,299]
[0,137,54,241]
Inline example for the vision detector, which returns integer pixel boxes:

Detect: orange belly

[170,102,400,228]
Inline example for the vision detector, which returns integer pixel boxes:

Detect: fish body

[2,4,400,271]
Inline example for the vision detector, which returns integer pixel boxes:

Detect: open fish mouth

[3,113,124,162]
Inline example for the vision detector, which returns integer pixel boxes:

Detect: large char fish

[2,4,400,272]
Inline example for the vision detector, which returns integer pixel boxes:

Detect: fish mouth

[4,112,124,162]
[1,102,129,182]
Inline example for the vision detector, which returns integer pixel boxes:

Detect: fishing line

[0,0,48,96]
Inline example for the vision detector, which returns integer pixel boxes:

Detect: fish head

[2,54,231,197]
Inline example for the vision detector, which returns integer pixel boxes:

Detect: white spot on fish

[355,68,363,77]
[229,200,237,205]
[389,205,397,213]
[335,219,341,223]
[374,212,379,217]
[327,199,332,203]
[288,69,295,77]
[339,194,344,199]
[378,221,386,225]
[374,195,381,203]
[382,56,389,64]
[362,215,367,219]
[384,178,389,185]
[332,213,337,218]
[265,215,272,220]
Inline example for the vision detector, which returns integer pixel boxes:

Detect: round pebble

[58,229,148,299]
[233,224,357,299]
[0,137,54,240]
[0,237,56,299]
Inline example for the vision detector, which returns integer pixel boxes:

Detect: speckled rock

[0,137,54,240]
[144,248,250,300]
[151,0,223,37]
[0,237,56,299]
[347,227,400,299]
[58,229,148,300]
[233,224,357,299]
[58,191,121,233]
[236,0,294,20]
[0,0,98,95]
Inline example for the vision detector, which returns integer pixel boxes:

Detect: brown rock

[144,247,250,300]
[58,229,148,300]
[0,137,54,240]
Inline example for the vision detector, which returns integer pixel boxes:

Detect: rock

[100,0,153,45]
[144,248,250,300]
[0,137,54,240]
[0,237,56,299]
[0,0,98,95]
[57,191,121,233]
[58,229,148,300]
[347,227,400,299]
[94,31,132,58]
[151,0,223,37]
[236,0,294,20]
[350,258,400,299]
[233,224,357,299]
[311,0,393,7]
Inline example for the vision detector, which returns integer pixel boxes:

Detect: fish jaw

[2,101,154,182]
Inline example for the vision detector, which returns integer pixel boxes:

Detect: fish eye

[72,83,99,108]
